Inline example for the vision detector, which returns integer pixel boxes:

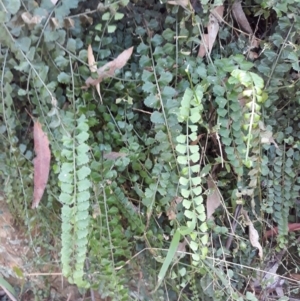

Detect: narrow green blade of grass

[152,229,180,293]
[0,276,19,301]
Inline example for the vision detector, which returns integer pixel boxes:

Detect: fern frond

[176,83,208,262]
[59,114,91,287]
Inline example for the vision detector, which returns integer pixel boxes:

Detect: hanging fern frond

[228,70,268,210]
[176,82,209,262]
[59,114,91,287]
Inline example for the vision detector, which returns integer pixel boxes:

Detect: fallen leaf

[249,221,263,258]
[87,44,97,73]
[259,122,278,148]
[231,1,259,59]
[232,1,253,34]
[103,152,127,160]
[87,44,100,97]
[250,36,260,49]
[85,46,134,88]
[92,204,101,218]
[198,34,209,57]
[264,223,300,240]
[238,97,248,107]
[166,197,182,220]
[50,17,60,30]
[176,240,187,258]
[206,177,221,219]
[289,273,300,281]
[166,208,176,221]
[198,6,224,57]
[80,15,93,25]
[261,133,278,148]
[21,12,45,27]
[248,51,259,60]
[190,134,203,145]
[212,6,224,22]
[252,248,285,293]
[242,210,263,259]
[168,0,189,8]
[63,17,75,29]
[32,121,51,209]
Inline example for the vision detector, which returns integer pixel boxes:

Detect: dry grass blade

[85,46,134,87]
[32,121,51,208]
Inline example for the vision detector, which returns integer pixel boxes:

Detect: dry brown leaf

[232,1,253,34]
[166,196,182,221]
[21,12,44,26]
[232,1,259,59]
[261,132,278,148]
[242,210,263,259]
[50,17,60,29]
[176,241,187,258]
[32,121,51,209]
[259,122,278,148]
[166,207,176,221]
[238,97,247,107]
[87,44,100,97]
[103,152,127,160]
[21,12,32,23]
[79,15,93,25]
[289,273,300,281]
[207,13,219,53]
[212,6,224,22]
[249,221,263,259]
[85,46,134,88]
[206,177,221,219]
[248,51,259,60]
[190,134,202,145]
[198,34,209,57]
[198,6,224,57]
[248,36,260,60]
[250,36,260,49]
[63,17,75,29]
[87,45,97,73]
[168,0,189,8]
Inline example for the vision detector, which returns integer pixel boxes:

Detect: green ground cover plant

[1,0,300,300]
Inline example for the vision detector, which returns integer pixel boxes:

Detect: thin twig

[85,260,95,301]
[225,204,242,250]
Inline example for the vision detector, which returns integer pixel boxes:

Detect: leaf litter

[84,46,134,88]
[32,120,51,209]
[206,176,222,219]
